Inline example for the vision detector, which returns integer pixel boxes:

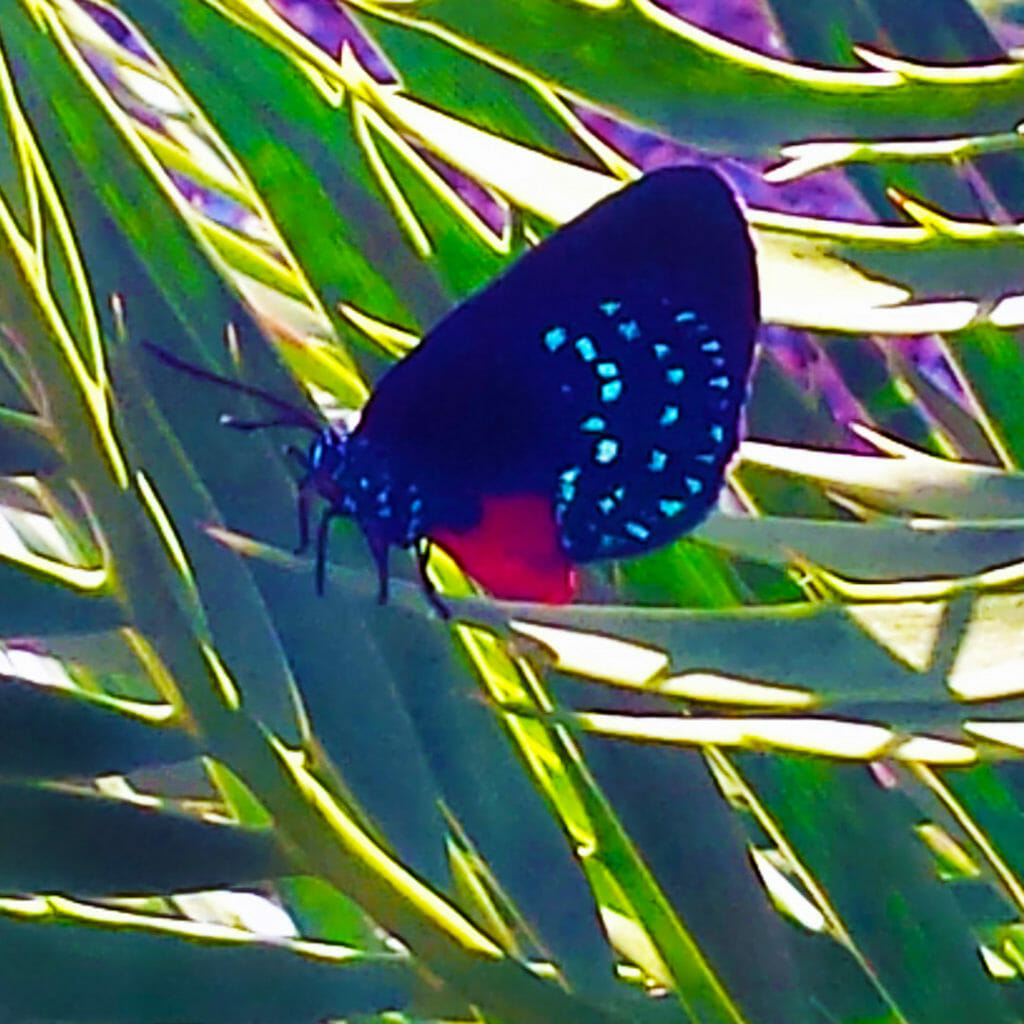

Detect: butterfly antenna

[143,341,322,433]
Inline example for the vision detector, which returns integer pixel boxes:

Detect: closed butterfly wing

[356,167,759,598]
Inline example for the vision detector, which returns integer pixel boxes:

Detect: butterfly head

[302,428,425,548]
[143,342,438,605]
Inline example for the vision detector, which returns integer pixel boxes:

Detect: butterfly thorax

[306,429,425,547]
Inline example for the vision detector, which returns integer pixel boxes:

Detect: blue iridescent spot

[675,310,696,323]
[659,498,686,517]
[560,466,581,483]
[648,449,668,472]
[625,521,651,541]
[613,486,625,500]
[709,375,730,389]
[560,479,577,501]
[696,453,716,464]
[600,300,621,316]
[685,476,703,495]
[666,367,685,385]
[653,342,670,360]
[659,404,680,426]
[594,437,620,464]
[359,477,370,489]
[580,415,606,432]
[601,380,623,402]
[575,336,597,362]
[596,361,619,379]
[544,326,568,351]
[710,424,724,444]
[598,496,615,514]
[701,339,722,352]
[618,319,641,341]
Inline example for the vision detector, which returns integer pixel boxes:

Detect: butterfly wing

[357,167,758,588]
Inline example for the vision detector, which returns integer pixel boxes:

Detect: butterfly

[149,166,759,614]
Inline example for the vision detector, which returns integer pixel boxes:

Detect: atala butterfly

[148,166,759,612]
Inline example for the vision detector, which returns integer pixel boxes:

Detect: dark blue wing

[357,166,759,553]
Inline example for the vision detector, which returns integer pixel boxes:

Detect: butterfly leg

[315,506,336,595]
[415,539,450,620]
[294,478,313,555]
[367,536,390,605]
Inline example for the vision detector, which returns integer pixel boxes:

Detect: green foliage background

[5,1,1024,1022]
